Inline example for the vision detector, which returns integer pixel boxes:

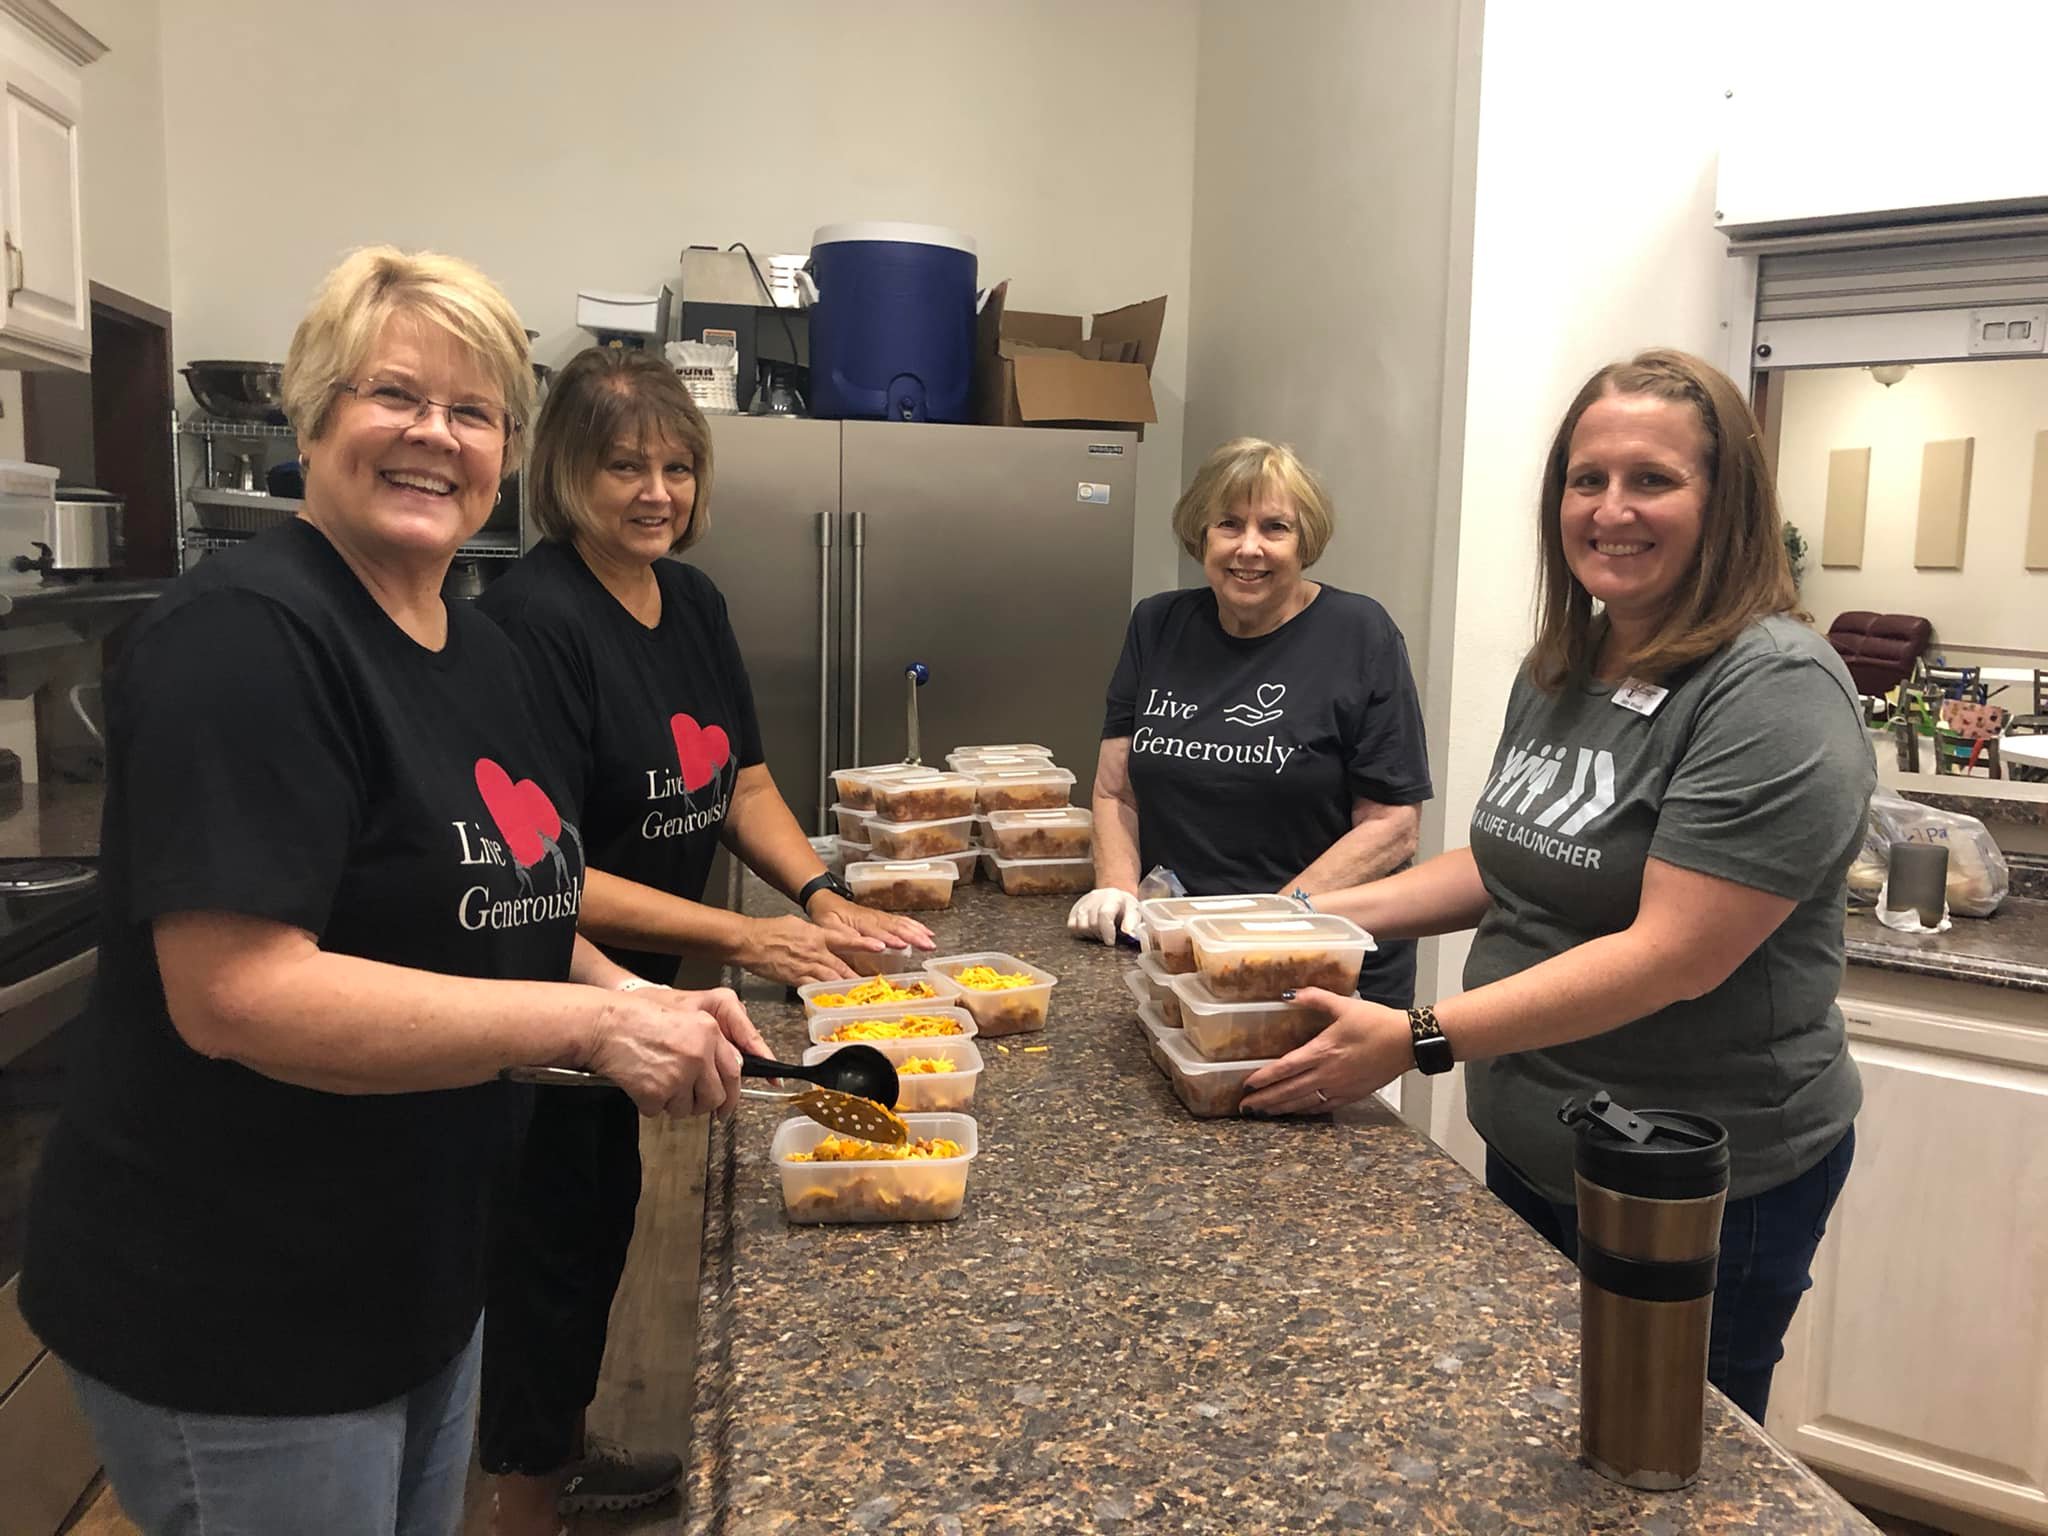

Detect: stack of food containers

[1127,898,1373,1118]
[948,744,1095,897]
[777,973,983,1223]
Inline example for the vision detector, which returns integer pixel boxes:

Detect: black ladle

[503,1045,901,1128]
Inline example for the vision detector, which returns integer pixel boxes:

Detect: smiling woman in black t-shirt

[475,348,932,1530]
[20,250,766,1536]
[1071,438,1432,1007]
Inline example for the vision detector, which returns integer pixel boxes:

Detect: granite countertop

[1844,895,2048,993]
[0,781,103,861]
[686,880,1873,1535]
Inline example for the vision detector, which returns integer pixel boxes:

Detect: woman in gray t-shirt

[1241,349,1873,1422]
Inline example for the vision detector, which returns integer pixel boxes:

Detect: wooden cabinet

[1767,968,2048,1533]
[0,2,102,372]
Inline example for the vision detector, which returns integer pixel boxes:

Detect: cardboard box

[974,280,1166,431]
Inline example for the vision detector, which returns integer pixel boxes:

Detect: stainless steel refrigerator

[685,418,1140,834]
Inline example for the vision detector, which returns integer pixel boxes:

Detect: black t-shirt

[477,540,764,982]
[1102,585,1432,1002]
[21,519,585,1416]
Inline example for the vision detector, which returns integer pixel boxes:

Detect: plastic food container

[985,807,1093,860]
[845,858,958,912]
[799,972,963,1021]
[846,943,917,977]
[867,813,976,859]
[1136,949,1181,1026]
[1146,1019,1281,1119]
[1137,1001,1174,1072]
[802,1036,984,1113]
[1121,965,1152,1013]
[1183,913,1374,1002]
[926,845,980,882]
[809,835,845,877]
[968,765,1076,812]
[830,762,918,812]
[872,772,978,823]
[838,835,873,867]
[1169,970,1328,1060]
[984,852,1094,897]
[807,1003,977,1046]
[774,1111,979,1223]
[922,952,1057,1037]
[1139,894,1304,975]
[830,802,874,841]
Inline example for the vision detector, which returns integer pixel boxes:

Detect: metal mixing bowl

[181,360,287,423]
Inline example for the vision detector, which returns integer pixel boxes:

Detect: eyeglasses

[341,379,515,446]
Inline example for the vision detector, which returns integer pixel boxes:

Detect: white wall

[156,0,1197,600]
[1423,1,1739,1174]
[1778,359,2048,665]
[1182,0,1466,665]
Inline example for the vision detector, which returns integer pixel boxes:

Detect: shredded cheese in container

[896,1056,957,1075]
[821,1013,964,1043]
[955,964,1034,991]
[788,1134,964,1163]
[809,976,940,1009]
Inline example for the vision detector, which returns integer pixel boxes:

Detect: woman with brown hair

[1242,350,1872,1421]
[474,346,930,1530]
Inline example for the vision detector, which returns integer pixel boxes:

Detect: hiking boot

[555,1434,683,1514]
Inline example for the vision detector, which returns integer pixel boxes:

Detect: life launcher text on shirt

[1131,724,1295,774]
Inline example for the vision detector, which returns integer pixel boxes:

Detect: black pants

[477,1087,642,1475]
[1485,1127,1855,1424]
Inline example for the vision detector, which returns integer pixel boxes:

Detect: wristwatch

[1407,1005,1454,1075]
[797,871,852,912]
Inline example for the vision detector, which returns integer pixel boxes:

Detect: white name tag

[1611,677,1668,716]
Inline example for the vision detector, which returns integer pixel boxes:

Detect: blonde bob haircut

[1171,437,1335,567]
[1528,348,1800,691]
[282,246,535,479]
[524,347,714,552]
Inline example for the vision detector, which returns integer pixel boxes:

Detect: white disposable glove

[1067,887,1142,946]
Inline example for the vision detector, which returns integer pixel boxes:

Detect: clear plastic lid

[949,743,1052,760]
[864,813,978,834]
[985,807,1092,831]
[1182,913,1372,954]
[1166,967,1315,1016]
[1140,893,1302,935]
[964,765,1076,789]
[845,858,960,886]
[981,852,1092,871]
[871,773,979,819]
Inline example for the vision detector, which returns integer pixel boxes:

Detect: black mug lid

[1560,1092,1729,1200]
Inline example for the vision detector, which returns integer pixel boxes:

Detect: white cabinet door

[0,36,84,365]
[1768,987,2048,1532]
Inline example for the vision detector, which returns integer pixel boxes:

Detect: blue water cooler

[806,222,978,423]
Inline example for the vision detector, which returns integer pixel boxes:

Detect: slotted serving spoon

[502,1045,907,1145]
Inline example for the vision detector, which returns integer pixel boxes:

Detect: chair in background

[1919,661,1987,704]
[2009,669,2048,735]
[1825,611,1933,707]
[1933,729,2003,779]
[1892,718,1921,773]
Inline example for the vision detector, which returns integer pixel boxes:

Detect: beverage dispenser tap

[904,662,930,764]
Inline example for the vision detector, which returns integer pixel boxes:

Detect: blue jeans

[1485,1128,1854,1424]
[63,1318,481,1536]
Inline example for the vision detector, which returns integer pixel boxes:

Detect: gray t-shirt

[1463,614,1874,1202]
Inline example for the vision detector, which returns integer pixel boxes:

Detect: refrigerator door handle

[849,510,867,768]
[815,509,835,835]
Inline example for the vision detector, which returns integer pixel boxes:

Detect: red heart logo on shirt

[474,758,562,868]
[671,713,731,793]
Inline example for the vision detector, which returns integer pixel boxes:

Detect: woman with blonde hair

[476,345,930,1530]
[1068,436,1432,1009]
[20,249,767,1536]
[1242,350,1870,1421]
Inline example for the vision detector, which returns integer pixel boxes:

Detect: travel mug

[1886,841,1949,927]
[1560,1093,1730,1490]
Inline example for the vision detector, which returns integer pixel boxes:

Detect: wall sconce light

[1867,363,1914,388]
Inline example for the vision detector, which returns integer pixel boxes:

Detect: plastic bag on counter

[1849,790,2009,918]
[1135,865,1187,903]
